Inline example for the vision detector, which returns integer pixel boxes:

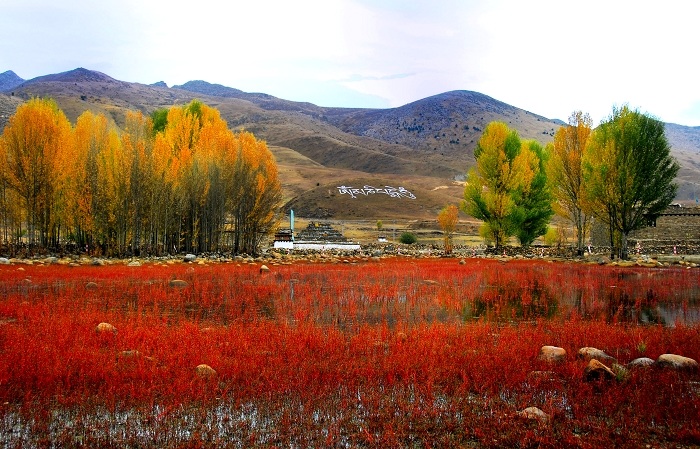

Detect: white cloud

[1,0,699,125]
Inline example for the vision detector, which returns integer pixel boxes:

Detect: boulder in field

[577,347,617,364]
[184,254,197,263]
[195,364,217,378]
[656,354,698,372]
[0,257,9,265]
[538,345,566,363]
[517,406,551,424]
[584,359,616,381]
[85,281,99,290]
[95,322,117,334]
[627,357,655,369]
[169,279,188,288]
[259,264,270,273]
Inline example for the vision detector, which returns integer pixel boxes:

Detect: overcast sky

[2,0,699,126]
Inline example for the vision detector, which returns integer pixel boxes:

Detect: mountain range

[1,68,699,220]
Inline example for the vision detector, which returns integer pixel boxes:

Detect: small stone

[517,406,551,424]
[95,322,117,334]
[578,347,617,364]
[195,364,217,378]
[459,259,466,265]
[169,279,188,288]
[85,282,99,290]
[91,258,105,266]
[627,357,655,369]
[127,261,141,267]
[656,354,698,371]
[259,265,270,273]
[0,257,9,265]
[118,350,142,359]
[538,345,566,363]
[584,359,616,381]
[184,254,197,263]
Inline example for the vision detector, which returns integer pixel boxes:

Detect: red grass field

[1,257,699,448]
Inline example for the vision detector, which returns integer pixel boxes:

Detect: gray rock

[184,254,197,263]
[0,257,9,265]
[656,354,698,371]
[627,357,655,368]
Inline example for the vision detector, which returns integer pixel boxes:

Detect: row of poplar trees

[0,98,282,256]
[463,106,679,260]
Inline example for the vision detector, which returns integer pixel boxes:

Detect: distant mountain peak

[0,70,25,91]
[25,67,118,85]
[174,80,245,97]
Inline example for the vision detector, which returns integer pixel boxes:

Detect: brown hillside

[3,68,700,218]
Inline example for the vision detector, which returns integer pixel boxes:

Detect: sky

[1,0,699,126]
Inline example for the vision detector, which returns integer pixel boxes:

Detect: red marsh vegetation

[0,258,699,448]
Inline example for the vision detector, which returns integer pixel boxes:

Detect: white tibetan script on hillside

[337,185,416,199]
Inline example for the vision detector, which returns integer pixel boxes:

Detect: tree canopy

[0,98,282,256]
[462,121,552,249]
[582,106,679,259]
[547,111,593,255]
[437,204,459,254]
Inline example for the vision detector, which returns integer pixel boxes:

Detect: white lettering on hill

[337,185,416,199]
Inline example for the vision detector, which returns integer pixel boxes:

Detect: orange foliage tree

[0,98,281,256]
[437,204,459,254]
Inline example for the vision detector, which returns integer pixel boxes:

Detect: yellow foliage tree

[0,98,72,246]
[547,111,593,255]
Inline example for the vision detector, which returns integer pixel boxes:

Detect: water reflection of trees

[465,278,559,322]
[462,264,699,326]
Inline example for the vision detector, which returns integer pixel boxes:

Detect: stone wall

[590,206,700,255]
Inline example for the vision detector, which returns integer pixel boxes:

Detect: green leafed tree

[511,140,553,247]
[583,106,679,259]
[462,121,551,249]
[462,122,522,249]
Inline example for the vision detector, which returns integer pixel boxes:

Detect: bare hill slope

[2,67,700,218]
